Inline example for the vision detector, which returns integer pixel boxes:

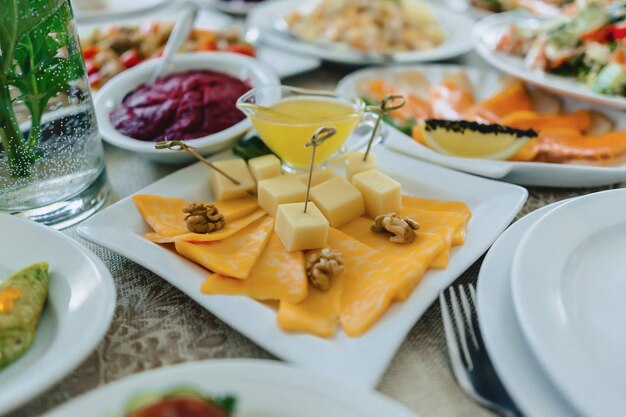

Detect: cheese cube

[352,169,402,218]
[248,154,282,183]
[257,175,307,216]
[209,159,256,201]
[310,177,364,228]
[346,152,377,181]
[275,202,329,251]
[292,168,336,187]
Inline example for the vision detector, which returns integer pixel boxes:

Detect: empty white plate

[511,189,626,417]
[77,132,527,388]
[43,359,419,416]
[477,200,580,417]
[0,215,116,414]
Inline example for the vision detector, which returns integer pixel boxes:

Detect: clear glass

[237,86,368,172]
[0,0,108,228]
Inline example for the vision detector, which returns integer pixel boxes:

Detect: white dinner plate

[472,12,626,110]
[247,0,473,65]
[76,4,321,81]
[71,0,169,22]
[43,359,418,417]
[337,64,626,188]
[477,200,581,417]
[0,215,116,415]
[511,189,626,417]
[77,132,527,388]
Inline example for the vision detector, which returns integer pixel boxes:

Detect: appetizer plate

[43,359,419,417]
[247,0,474,65]
[71,0,169,22]
[94,52,279,163]
[77,136,527,388]
[197,0,269,16]
[511,189,626,417]
[0,215,116,415]
[477,200,581,417]
[76,5,321,80]
[472,12,626,110]
[337,64,626,187]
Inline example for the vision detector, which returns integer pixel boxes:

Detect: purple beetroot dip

[110,70,251,142]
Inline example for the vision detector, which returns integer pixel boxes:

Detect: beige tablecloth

[8,56,624,417]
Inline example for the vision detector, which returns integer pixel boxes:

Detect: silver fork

[440,284,524,417]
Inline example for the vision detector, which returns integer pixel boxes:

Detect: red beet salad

[110,70,251,142]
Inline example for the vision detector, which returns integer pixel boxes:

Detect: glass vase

[0,0,109,229]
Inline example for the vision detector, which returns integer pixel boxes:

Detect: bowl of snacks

[94,52,279,163]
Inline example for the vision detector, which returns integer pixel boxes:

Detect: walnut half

[306,248,345,291]
[183,202,225,234]
[371,213,420,244]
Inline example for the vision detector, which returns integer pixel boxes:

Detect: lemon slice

[421,120,537,160]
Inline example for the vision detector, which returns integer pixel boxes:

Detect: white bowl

[94,52,279,163]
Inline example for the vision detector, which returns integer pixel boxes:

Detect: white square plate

[77,131,527,388]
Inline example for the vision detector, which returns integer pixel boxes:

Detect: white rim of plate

[0,215,116,414]
[511,188,626,417]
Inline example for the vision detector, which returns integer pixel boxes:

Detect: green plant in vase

[0,0,84,178]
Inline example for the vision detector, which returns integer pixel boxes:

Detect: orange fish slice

[465,81,533,123]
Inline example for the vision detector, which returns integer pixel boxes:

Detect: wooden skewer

[303,126,336,213]
[363,94,406,162]
[155,140,241,185]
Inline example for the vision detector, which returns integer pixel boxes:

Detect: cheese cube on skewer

[248,154,282,183]
[310,177,365,228]
[352,169,402,218]
[258,175,307,216]
[275,202,329,251]
[209,159,256,201]
[346,152,377,181]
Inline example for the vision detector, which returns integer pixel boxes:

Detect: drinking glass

[0,0,109,228]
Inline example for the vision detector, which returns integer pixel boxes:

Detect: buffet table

[9,55,622,417]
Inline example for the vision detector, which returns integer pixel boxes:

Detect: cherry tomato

[120,49,141,69]
[84,59,98,75]
[225,43,255,57]
[611,22,626,41]
[82,45,99,60]
[127,397,228,417]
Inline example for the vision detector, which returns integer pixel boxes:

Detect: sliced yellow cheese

[201,232,307,303]
[329,228,425,337]
[402,195,471,245]
[277,282,341,338]
[339,216,445,276]
[144,209,266,243]
[175,216,273,279]
[133,194,259,236]
[398,207,466,269]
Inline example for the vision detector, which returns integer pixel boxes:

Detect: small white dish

[76,5,321,80]
[472,12,626,110]
[247,0,474,65]
[43,359,419,417]
[477,200,581,417]
[71,0,169,22]
[0,215,116,415]
[197,0,268,16]
[77,134,527,388]
[94,52,279,164]
[337,64,626,188]
[511,189,626,417]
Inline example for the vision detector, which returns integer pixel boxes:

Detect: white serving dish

[77,136,527,388]
[94,52,279,163]
[472,11,626,110]
[337,64,626,188]
[247,0,474,65]
[71,0,169,22]
[0,215,116,415]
